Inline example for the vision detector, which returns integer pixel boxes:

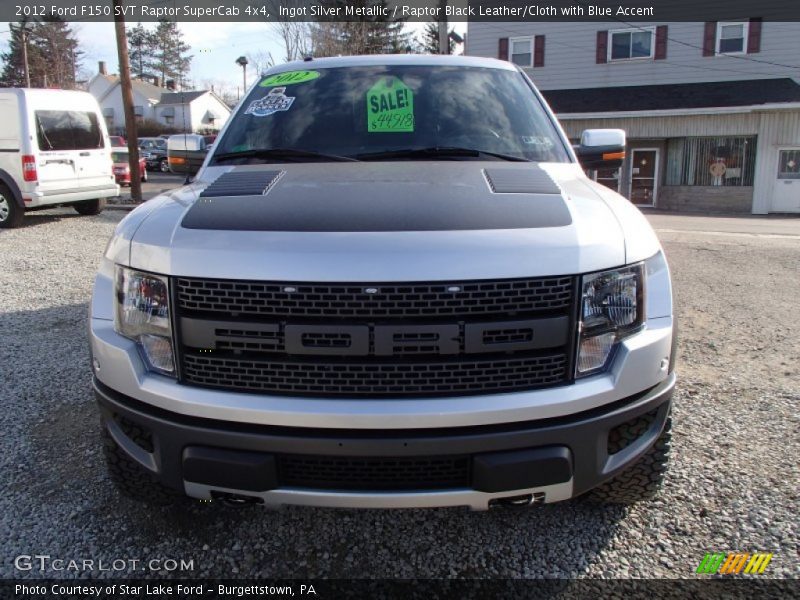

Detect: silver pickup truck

[90,55,676,510]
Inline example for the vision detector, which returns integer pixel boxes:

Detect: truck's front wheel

[101,426,182,506]
[74,198,106,216]
[586,417,672,504]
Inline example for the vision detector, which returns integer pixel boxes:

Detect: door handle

[79,151,90,156]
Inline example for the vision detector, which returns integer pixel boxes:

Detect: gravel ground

[0,208,797,580]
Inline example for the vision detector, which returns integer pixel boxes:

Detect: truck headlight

[576,263,644,376]
[114,266,175,375]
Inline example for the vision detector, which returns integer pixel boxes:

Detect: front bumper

[96,373,674,509]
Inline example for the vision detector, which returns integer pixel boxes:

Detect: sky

[0,21,466,97]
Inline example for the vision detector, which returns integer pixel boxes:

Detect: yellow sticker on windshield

[259,70,320,87]
[366,76,414,133]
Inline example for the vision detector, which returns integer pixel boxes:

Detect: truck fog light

[140,334,175,374]
[576,332,616,374]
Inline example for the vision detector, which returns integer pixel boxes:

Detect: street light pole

[235,56,249,93]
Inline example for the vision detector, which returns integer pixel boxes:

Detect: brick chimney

[98,61,107,75]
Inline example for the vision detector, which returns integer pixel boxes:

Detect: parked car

[166,133,211,175]
[138,137,169,172]
[109,135,126,147]
[91,56,676,509]
[111,149,147,185]
[0,88,118,228]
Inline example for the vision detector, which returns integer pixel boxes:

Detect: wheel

[73,198,106,216]
[141,168,148,182]
[159,158,169,172]
[0,184,24,228]
[585,416,672,504]
[101,425,182,506]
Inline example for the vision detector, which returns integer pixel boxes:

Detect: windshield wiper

[356,147,530,162]
[212,148,358,164]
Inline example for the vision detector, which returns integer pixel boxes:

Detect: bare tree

[200,78,240,107]
[245,49,275,77]
[272,21,312,62]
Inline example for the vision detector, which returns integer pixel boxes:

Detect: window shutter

[654,25,668,59]
[748,18,762,53]
[534,35,545,67]
[703,22,716,56]
[596,31,608,64]
[498,38,509,61]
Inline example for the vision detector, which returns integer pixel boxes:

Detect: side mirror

[574,129,626,170]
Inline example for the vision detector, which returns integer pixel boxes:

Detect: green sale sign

[366,76,414,133]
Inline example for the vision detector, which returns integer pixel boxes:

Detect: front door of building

[629,149,659,207]
[772,148,800,213]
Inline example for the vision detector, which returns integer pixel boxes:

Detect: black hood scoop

[199,170,283,198]
[484,167,561,194]
[183,164,572,232]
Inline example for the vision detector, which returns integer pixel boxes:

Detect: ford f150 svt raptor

[90,55,676,509]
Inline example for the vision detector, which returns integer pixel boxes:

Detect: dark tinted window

[215,65,569,163]
[35,110,104,151]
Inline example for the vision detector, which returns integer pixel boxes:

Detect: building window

[610,28,654,60]
[510,37,533,67]
[164,115,174,125]
[666,136,757,187]
[717,22,748,54]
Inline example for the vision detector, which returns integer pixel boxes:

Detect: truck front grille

[175,276,577,397]
[181,352,568,397]
[176,276,574,319]
[277,454,470,490]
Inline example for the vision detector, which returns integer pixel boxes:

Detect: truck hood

[124,162,657,280]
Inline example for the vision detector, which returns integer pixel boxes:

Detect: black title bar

[3,0,800,22]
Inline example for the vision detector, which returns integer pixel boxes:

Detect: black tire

[101,425,183,506]
[159,157,169,172]
[0,184,24,228]
[585,417,672,504]
[73,198,106,216]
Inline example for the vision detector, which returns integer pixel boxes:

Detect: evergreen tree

[417,22,456,55]
[310,1,410,57]
[127,23,155,79]
[0,18,82,89]
[150,20,192,88]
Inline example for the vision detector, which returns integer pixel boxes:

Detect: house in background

[154,91,231,133]
[467,20,800,214]
[87,62,162,134]
[87,62,231,135]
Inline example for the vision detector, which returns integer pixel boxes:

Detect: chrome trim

[183,479,574,511]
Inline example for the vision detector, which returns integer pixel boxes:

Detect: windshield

[111,151,128,163]
[213,65,570,164]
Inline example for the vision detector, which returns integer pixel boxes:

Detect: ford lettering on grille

[180,317,569,357]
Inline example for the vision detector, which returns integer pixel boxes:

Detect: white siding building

[155,91,231,133]
[467,21,800,214]
[87,63,162,134]
[87,62,231,135]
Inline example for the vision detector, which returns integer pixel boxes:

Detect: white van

[0,88,119,228]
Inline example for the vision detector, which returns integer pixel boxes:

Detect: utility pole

[20,26,31,87]
[438,0,449,55]
[113,0,143,203]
